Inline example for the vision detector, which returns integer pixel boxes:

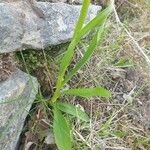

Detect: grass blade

[62,87,111,98]
[53,106,72,150]
[56,102,89,122]
[99,115,113,137]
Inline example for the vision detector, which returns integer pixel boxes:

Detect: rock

[38,0,83,4]
[0,70,39,150]
[0,53,17,82]
[69,0,83,4]
[44,131,55,145]
[38,0,67,2]
[0,1,101,53]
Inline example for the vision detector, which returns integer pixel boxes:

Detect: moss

[16,43,69,96]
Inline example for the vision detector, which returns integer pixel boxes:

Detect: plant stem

[50,38,78,103]
[51,77,62,103]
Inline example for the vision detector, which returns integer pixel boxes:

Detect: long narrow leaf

[53,107,72,150]
[62,87,111,98]
[50,2,113,103]
[59,4,112,78]
[63,23,105,85]
[73,0,90,38]
[77,4,113,40]
[59,0,90,76]
[56,102,89,122]
[59,39,77,76]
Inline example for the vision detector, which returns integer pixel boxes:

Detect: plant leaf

[73,0,90,38]
[59,0,90,76]
[62,87,111,98]
[53,106,72,150]
[59,2,113,77]
[114,58,133,68]
[112,130,128,138]
[50,2,113,103]
[56,102,89,122]
[63,23,106,85]
[77,3,113,40]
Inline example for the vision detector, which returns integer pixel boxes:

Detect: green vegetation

[17,0,150,149]
[48,1,113,149]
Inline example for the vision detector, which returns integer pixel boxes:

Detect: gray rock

[38,0,83,4]
[0,1,101,53]
[0,70,39,150]
[69,0,83,4]
[38,0,67,2]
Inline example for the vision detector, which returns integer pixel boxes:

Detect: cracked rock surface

[0,1,101,53]
[0,70,39,150]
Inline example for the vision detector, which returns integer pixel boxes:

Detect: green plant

[146,0,150,6]
[48,1,114,149]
